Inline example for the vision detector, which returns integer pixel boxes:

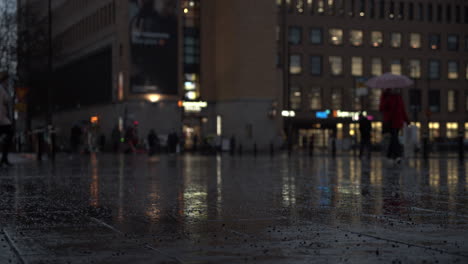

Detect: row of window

[289,87,468,115]
[279,0,468,24]
[55,2,116,50]
[287,55,468,80]
[288,27,468,52]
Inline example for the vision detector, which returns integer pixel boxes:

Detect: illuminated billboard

[129,0,178,94]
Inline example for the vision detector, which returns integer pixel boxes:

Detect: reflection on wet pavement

[0,153,467,263]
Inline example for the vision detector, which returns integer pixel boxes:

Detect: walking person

[0,72,13,167]
[379,88,409,164]
[147,129,157,156]
[358,113,372,159]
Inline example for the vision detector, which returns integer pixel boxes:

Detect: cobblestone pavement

[0,153,467,263]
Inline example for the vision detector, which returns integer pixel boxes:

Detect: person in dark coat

[147,129,157,156]
[358,114,372,159]
[379,88,409,162]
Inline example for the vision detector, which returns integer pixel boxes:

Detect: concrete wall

[200,0,283,148]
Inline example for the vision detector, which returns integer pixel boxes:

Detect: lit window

[309,28,323,44]
[409,60,421,79]
[310,55,322,75]
[289,26,302,45]
[371,122,382,144]
[296,0,305,13]
[447,90,457,112]
[371,57,382,76]
[390,32,402,48]
[350,30,363,46]
[290,86,302,110]
[447,34,459,51]
[359,0,365,17]
[389,0,395,19]
[309,87,321,110]
[328,0,335,15]
[370,88,382,110]
[409,33,422,49]
[429,34,440,50]
[428,60,440,79]
[317,0,325,14]
[351,57,363,76]
[371,31,383,47]
[428,122,440,140]
[448,61,459,79]
[390,59,402,75]
[331,87,342,109]
[290,55,302,74]
[446,123,458,138]
[329,56,343,75]
[329,28,343,45]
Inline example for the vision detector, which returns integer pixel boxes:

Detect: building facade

[19,0,468,152]
[278,0,468,149]
[19,0,282,151]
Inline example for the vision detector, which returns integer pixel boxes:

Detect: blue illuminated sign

[316,110,331,119]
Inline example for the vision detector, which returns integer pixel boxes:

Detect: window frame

[309,27,323,45]
[310,55,323,76]
[288,26,302,45]
[428,59,441,80]
[447,34,459,51]
[289,54,303,75]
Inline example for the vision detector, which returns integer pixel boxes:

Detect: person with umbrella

[366,73,412,164]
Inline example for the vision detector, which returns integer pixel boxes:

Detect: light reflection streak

[447,159,458,215]
[429,160,440,192]
[118,154,124,222]
[216,155,223,214]
[282,159,296,207]
[183,155,208,220]
[90,153,99,207]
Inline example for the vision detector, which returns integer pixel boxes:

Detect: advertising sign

[129,0,178,94]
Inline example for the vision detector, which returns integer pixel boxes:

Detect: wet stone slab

[0,153,467,263]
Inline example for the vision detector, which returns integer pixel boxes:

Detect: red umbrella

[365,72,414,89]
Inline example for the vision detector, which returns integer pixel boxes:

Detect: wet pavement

[0,152,467,263]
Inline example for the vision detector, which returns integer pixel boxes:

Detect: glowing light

[360,12,365,16]
[90,116,99,124]
[147,94,161,103]
[282,110,296,117]
[186,91,197,100]
[216,115,222,136]
[184,81,196,90]
[183,8,189,14]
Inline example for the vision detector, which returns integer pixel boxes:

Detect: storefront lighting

[147,94,161,103]
[182,101,208,112]
[282,110,296,117]
[184,81,196,90]
[183,8,189,14]
[186,91,197,100]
